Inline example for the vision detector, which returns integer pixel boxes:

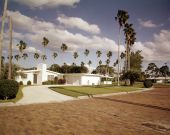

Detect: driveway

[1,85,74,106]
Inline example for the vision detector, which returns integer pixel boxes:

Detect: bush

[143,80,153,88]
[42,80,54,85]
[0,80,19,100]
[58,79,66,84]
[19,81,23,85]
[27,80,31,85]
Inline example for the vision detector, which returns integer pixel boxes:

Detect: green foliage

[0,80,19,100]
[160,65,169,77]
[19,81,23,85]
[42,80,55,85]
[130,50,143,72]
[122,71,140,86]
[143,80,153,88]
[27,80,31,85]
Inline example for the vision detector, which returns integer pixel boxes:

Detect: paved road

[1,85,75,106]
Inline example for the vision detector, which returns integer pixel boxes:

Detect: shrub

[27,80,31,85]
[58,79,66,84]
[0,80,19,100]
[19,81,23,85]
[42,80,54,85]
[143,80,153,88]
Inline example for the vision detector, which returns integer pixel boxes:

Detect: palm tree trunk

[8,16,12,79]
[0,0,8,79]
[117,27,121,86]
[128,47,130,71]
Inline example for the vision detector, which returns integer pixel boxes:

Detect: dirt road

[0,88,170,135]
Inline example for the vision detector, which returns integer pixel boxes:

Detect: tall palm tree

[107,51,112,60]
[96,50,102,75]
[84,49,89,65]
[120,52,126,72]
[73,52,78,65]
[60,43,68,65]
[115,10,129,86]
[41,37,49,61]
[52,52,58,59]
[99,60,102,74]
[124,23,136,71]
[16,40,27,62]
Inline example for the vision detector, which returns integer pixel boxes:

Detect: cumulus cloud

[57,15,101,34]
[6,11,121,54]
[138,19,162,28]
[133,29,170,62]
[12,0,80,8]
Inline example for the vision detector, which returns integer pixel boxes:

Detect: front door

[33,74,37,84]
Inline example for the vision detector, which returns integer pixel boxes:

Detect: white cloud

[7,10,121,53]
[12,0,80,8]
[133,29,170,62]
[138,19,161,28]
[57,15,101,34]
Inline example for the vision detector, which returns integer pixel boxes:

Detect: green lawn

[50,85,143,97]
[0,86,24,103]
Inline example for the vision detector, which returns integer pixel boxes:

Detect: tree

[115,10,129,86]
[48,64,61,72]
[124,23,136,71]
[73,52,78,65]
[34,52,40,60]
[61,43,68,65]
[88,60,92,67]
[107,51,112,59]
[145,63,159,78]
[22,53,28,60]
[81,62,85,67]
[122,71,139,86]
[14,54,21,61]
[160,63,169,83]
[41,37,49,61]
[120,52,126,72]
[130,50,143,72]
[84,49,89,64]
[52,52,58,59]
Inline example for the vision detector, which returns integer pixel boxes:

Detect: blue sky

[0,0,170,71]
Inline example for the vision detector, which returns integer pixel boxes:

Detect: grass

[50,84,143,97]
[0,86,24,103]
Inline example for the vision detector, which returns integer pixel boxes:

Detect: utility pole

[8,16,12,79]
[0,0,8,79]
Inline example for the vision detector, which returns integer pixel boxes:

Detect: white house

[147,77,170,83]
[15,63,111,85]
[16,63,63,85]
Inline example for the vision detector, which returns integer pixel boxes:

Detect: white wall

[81,76,100,85]
[65,76,81,85]
[16,72,34,85]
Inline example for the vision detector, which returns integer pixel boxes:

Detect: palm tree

[84,49,89,64]
[120,52,126,72]
[88,60,92,67]
[98,60,102,74]
[41,37,49,61]
[115,10,129,86]
[61,43,68,65]
[34,52,40,60]
[52,52,58,59]
[15,55,21,61]
[81,62,85,67]
[107,51,112,60]
[22,53,28,60]
[124,23,136,71]
[73,52,78,65]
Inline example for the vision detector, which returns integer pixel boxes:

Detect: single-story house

[16,63,112,85]
[147,77,170,83]
[16,63,63,85]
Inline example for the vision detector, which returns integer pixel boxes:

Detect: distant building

[147,77,170,83]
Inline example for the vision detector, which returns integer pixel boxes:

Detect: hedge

[0,80,19,100]
[143,80,153,88]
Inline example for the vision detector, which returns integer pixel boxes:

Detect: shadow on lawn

[95,97,170,112]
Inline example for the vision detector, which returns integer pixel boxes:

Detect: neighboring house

[147,77,170,83]
[16,63,112,85]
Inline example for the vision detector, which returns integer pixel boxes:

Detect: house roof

[17,69,40,73]
[64,73,108,77]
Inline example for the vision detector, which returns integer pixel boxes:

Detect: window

[21,74,27,79]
